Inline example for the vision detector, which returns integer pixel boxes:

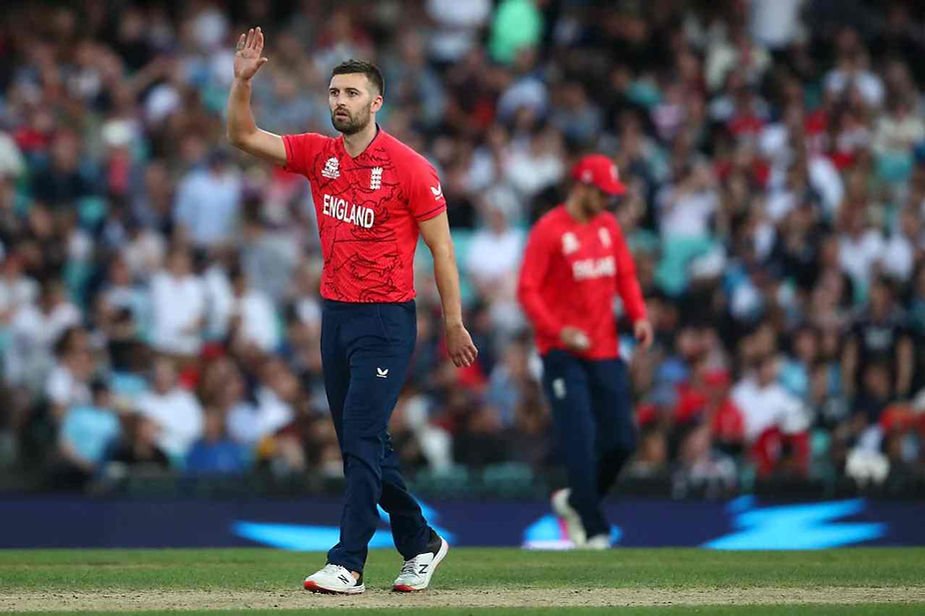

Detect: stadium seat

[654,235,716,296]
[481,462,536,498]
[411,465,471,498]
[875,152,914,184]
[78,196,108,229]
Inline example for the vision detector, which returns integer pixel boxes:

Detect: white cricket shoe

[392,535,449,592]
[582,533,612,550]
[303,564,365,594]
[551,488,587,547]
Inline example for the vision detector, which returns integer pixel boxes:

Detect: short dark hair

[331,59,384,96]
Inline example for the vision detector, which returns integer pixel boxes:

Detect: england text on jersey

[281,128,446,303]
[322,193,375,229]
[572,256,616,280]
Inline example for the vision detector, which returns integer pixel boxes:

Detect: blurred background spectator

[0,0,923,496]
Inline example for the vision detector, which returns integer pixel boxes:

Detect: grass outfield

[0,547,923,614]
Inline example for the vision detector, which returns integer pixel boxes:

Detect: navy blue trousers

[321,299,431,573]
[541,350,637,538]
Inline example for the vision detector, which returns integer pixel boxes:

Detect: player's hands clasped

[560,326,591,352]
[446,322,478,368]
[234,27,269,81]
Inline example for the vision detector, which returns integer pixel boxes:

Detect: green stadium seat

[481,462,535,497]
[411,465,471,498]
[64,261,93,309]
[875,152,914,184]
[78,197,108,228]
[811,429,831,461]
[654,235,715,296]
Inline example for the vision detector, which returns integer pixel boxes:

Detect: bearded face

[328,73,381,135]
[330,104,371,135]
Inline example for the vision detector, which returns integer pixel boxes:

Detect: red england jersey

[282,128,446,303]
[517,205,646,359]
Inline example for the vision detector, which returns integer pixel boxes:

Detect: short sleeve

[281,133,325,176]
[405,158,447,221]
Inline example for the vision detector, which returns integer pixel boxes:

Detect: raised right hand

[560,326,591,352]
[234,27,269,81]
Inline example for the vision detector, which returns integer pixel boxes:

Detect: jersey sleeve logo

[561,231,580,255]
[370,167,383,190]
[430,184,444,201]
[322,157,340,179]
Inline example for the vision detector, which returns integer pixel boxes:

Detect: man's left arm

[612,222,653,349]
[419,212,478,368]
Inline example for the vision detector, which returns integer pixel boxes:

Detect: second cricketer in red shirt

[227,27,476,594]
[518,154,653,549]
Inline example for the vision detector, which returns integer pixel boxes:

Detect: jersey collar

[338,123,384,160]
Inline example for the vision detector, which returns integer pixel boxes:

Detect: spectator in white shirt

[135,356,203,461]
[227,357,300,471]
[466,205,523,299]
[150,248,207,358]
[823,34,884,109]
[873,97,925,157]
[225,264,280,353]
[4,280,81,390]
[879,207,920,284]
[201,255,233,340]
[0,254,38,325]
[122,220,167,283]
[45,327,94,421]
[732,355,810,444]
[749,0,806,51]
[173,149,242,249]
[838,208,885,290]
[657,162,719,239]
[504,125,565,200]
[426,0,491,65]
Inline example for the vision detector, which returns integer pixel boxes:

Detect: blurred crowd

[1,0,924,494]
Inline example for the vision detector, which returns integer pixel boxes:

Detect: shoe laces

[322,563,343,575]
[400,557,420,576]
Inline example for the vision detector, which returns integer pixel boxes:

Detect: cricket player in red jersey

[227,28,477,593]
[518,154,653,549]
